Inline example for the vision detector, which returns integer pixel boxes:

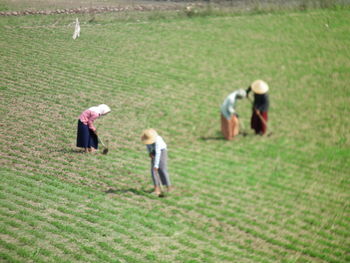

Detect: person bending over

[220,89,247,140]
[141,129,172,196]
[76,104,111,153]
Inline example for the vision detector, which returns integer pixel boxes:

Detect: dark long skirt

[76,120,98,149]
[251,111,268,135]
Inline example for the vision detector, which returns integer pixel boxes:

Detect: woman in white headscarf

[76,104,111,153]
[220,89,247,140]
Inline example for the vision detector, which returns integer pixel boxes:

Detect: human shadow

[199,136,226,141]
[200,131,251,141]
[199,131,225,141]
[50,148,86,154]
[54,148,114,154]
[104,187,153,196]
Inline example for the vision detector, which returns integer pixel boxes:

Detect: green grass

[1,5,350,263]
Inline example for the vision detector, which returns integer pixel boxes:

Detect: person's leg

[158,150,172,191]
[154,184,161,195]
[88,130,98,151]
[260,112,268,135]
[150,159,161,194]
[227,116,233,140]
[221,114,228,139]
[232,115,239,137]
[251,111,260,134]
[227,116,237,140]
[77,120,90,151]
[222,114,234,140]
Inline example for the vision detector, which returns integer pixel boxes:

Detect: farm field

[1,3,350,263]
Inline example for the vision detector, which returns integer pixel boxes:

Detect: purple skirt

[76,120,98,149]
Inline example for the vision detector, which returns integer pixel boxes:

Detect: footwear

[154,186,161,196]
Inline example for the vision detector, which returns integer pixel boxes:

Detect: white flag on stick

[72,18,80,40]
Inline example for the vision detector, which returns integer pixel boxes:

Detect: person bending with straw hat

[76,104,111,153]
[141,129,172,196]
[220,89,247,140]
[246,80,269,135]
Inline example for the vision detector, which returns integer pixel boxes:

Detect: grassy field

[1,3,350,263]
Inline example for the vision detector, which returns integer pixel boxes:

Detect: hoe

[98,136,109,155]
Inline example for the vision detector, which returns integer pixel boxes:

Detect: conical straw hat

[141,129,158,145]
[251,80,269,94]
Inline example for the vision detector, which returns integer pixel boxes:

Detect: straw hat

[251,80,269,94]
[141,128,158,145]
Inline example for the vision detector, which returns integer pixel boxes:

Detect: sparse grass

[1,3,350,263]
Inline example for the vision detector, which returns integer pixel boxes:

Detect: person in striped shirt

[141,129,172,196]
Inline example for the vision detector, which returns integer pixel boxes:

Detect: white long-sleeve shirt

[221,89,246,120]
[146,136,167,169]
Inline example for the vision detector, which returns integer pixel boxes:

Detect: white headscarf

[89,104,111,115]
[236,89,247,99]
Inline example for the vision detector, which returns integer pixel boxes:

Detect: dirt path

[0,2,203,16]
